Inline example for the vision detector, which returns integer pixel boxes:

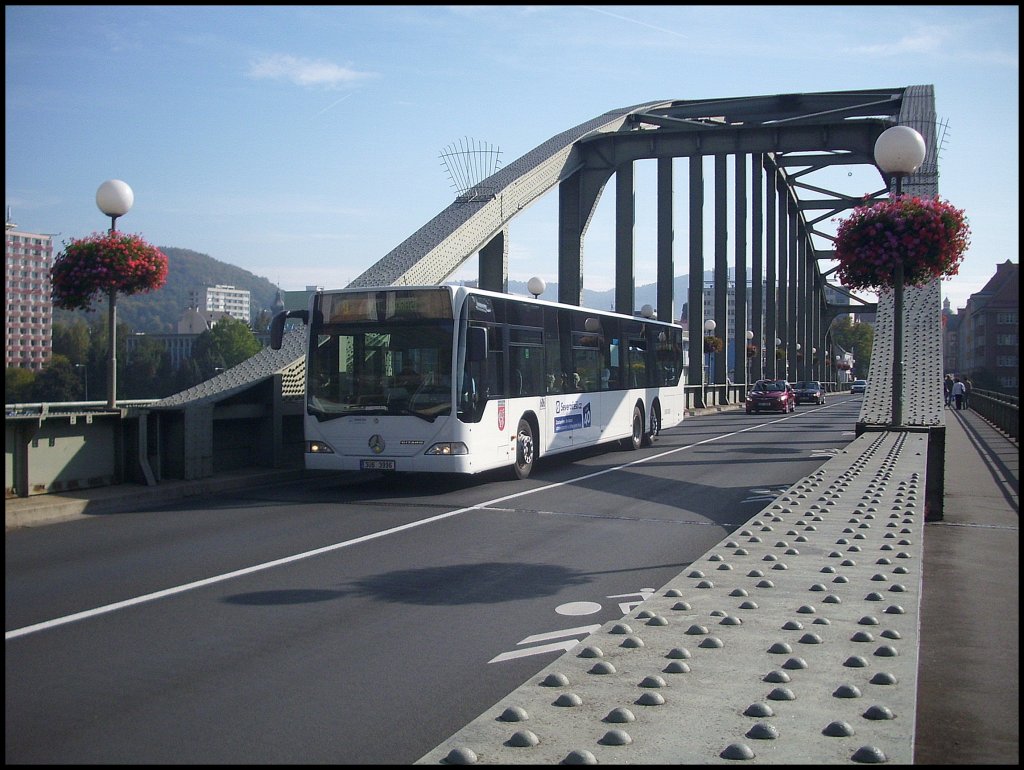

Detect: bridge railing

[969,389,1019,440]
[5,401,158,498]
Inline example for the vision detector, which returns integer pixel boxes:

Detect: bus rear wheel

[623,405,643,451]
[512,418,535,480]
[643,405,660,447]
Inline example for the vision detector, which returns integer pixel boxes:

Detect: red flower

[51,232,168,311]
[832,195,970,291]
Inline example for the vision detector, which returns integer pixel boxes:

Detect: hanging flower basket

[703,336,723,354]
[775,347,786,360]
[51,231,168,311]
[833,194,970,290]
[745,344,759,359]
[837,362,852,371]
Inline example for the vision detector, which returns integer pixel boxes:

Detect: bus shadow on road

[347,561,591,605]
[219,563,593,608]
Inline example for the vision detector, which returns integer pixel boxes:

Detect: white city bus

[270,284,685,480]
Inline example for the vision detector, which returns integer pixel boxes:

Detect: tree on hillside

[829,316,874,375]
[31,355,80,403]
[6,367,36,404]
[191,315,263,380]
[122,336,170,399]
[51,321,92,365]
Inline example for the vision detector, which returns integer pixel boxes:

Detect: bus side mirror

[466,326,488,362]
[270,310,309,350]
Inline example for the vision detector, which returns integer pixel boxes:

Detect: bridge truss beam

[348,87,941,423]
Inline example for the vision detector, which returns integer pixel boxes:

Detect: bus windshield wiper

[388,405,437,422]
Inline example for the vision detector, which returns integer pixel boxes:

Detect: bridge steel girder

[350,102,662,289]
[350,90,909,293]
[345,87,938,424]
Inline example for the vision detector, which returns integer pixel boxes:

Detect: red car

[745,379,796,414]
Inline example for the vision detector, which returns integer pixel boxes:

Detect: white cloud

[247,54,376,88]
[845,26,949,58]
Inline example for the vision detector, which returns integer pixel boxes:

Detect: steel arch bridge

[348,85,944,430]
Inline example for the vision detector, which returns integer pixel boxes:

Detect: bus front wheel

[512,418,535,480]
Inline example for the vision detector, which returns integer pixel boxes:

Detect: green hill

[53,247,280,333]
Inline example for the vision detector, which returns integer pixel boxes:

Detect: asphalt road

[6,397,863,764]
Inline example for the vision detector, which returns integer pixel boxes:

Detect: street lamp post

[74,363,88,401]
[745,330,754,385]
[703,319,716,407]
[95,180,134,409]
[873,126,927,427]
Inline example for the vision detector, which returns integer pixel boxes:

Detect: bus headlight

[425,442,469,455]
[306,441,335,454]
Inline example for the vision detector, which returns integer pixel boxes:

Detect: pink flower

[50,232,168,312]
[832,194,970,291]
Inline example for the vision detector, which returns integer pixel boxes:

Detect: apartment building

[190,284,251,324]
[943,260,1019,390]
[5,214,54,371]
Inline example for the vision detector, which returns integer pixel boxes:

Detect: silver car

[850,379,867,394]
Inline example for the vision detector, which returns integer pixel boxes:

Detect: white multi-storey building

[5,213,54,371]
[191,284,251,324]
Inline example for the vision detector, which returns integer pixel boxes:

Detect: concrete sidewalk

[5,467,307,531]
[915,406,1019,764]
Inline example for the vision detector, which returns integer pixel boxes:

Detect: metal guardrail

[970,389,1019,440]
[5,400,159,418]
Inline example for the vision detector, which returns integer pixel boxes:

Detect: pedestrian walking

[952,377,966,410]
[943,374,954,407]
[963,378,972,409]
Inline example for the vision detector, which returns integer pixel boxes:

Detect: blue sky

[5,5,1018,314]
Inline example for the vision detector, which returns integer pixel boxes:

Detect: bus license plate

[361,459,395,471]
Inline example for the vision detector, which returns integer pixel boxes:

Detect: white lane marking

[489,639,590,663]
[489,624,602,663]
[606,589,656,613]
[555,601,603,616]
[6,412,811,641]
[517,625,604,645]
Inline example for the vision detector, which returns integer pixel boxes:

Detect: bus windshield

[307,289,454,422]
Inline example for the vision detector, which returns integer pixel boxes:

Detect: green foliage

[6,366,37,403]
[829,316,874,375]
[122,335,171,399]
[52,246,280,334]
[31,355,81,402]
[190,316,263,380]
[50,321,92,364]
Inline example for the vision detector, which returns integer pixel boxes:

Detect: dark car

[792,380,825,405]
[745,379,796,414]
